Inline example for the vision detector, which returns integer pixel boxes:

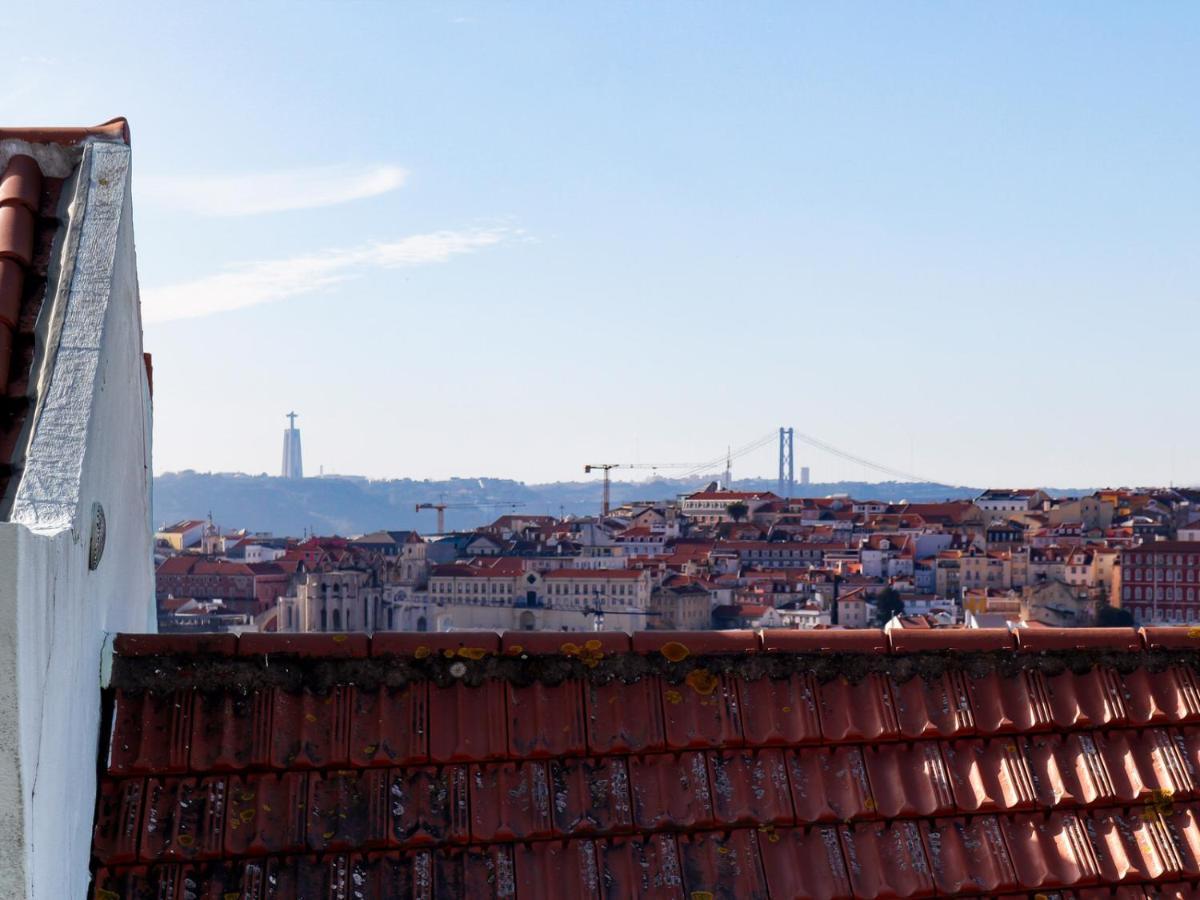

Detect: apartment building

[1120,541,1200,624]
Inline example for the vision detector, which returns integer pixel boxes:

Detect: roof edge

[0,118,129,146]
[112,624,1188,661]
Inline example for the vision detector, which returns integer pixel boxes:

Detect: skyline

[3,3,1197,487]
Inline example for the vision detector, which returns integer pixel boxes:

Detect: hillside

[150,471,1048,536]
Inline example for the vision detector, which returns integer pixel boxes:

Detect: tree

[726,501,749,522]
[874,587,905,626]
[1095,604,1134,628]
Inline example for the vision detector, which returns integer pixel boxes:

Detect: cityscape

[153,413,1200,637]
[3,5,1200,898]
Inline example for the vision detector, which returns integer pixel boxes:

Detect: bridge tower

[778,427,794,498]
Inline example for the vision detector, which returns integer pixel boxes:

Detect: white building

[412,560,653,632]
[836,588,870,628]
[680,488,781,525]
[0,121,155,900]
[974,488,1051,516]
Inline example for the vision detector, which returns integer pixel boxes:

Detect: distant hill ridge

[152,471,1090,537]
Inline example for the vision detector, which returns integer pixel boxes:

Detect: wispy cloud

[139,163,408,216]
[142,228,511,323]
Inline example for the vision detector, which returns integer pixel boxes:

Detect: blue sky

[3,3,1197,487]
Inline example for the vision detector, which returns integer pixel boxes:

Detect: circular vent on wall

[89,502,106,570]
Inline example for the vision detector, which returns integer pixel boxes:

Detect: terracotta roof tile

[584,677,665,754]
[0,153,58,501]
[0,117,129,145]
[92,627,1200,896]
[372,630,500,657]
[238,631,369,658]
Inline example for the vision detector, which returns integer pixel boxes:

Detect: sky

[3,3,1198,488]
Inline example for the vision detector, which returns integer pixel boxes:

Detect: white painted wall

[242,544,285,563]
[913,533,953,560]
[0,141,154,900]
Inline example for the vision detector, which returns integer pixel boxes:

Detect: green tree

[874,587,905,626]
[726,501,749,522]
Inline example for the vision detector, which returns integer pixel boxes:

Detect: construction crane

[584,462,704,518]
[414,500,525,533]
[583,464,618,517]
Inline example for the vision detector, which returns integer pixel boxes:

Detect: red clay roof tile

[0,139,110,502]
[632,629,760,656]
[817,673,899,742]
[269,685,355,768]
[223,771,307,857]
[468,760,554,842]
[596,832,683,899]
[629,750,715,831]
[514,838,601,900]
[1142,626,1200,650]
[427,680,508,763]
[238,632,369,658]
[1016,626,1142,652]
[763,627,889,653]
[92,779,143,866]
[921,815,1017,894]
[93,626,1200,897]
[891,670,976,738]
[548,755,632,836]
[840,819,935,898]
[708,748,793,827]
[112,632,238,657]
[372,630,500,657]
[348,683,428,767]
[392,765,470,847]
[501,630,629,655]
[507,680,587,758]
[107,690,192,776]
[863,741,955,819]
[759,825,853,899]
[0,117,129,144]
[584,677,665,755]
[890,627,1016,653]
[661,672,745,749]
[678,828,770,898]
[738,673,822,746]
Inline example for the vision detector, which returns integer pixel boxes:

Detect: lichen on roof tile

[86,627,1200,896]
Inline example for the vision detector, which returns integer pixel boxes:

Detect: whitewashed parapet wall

[0,139,154,900]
